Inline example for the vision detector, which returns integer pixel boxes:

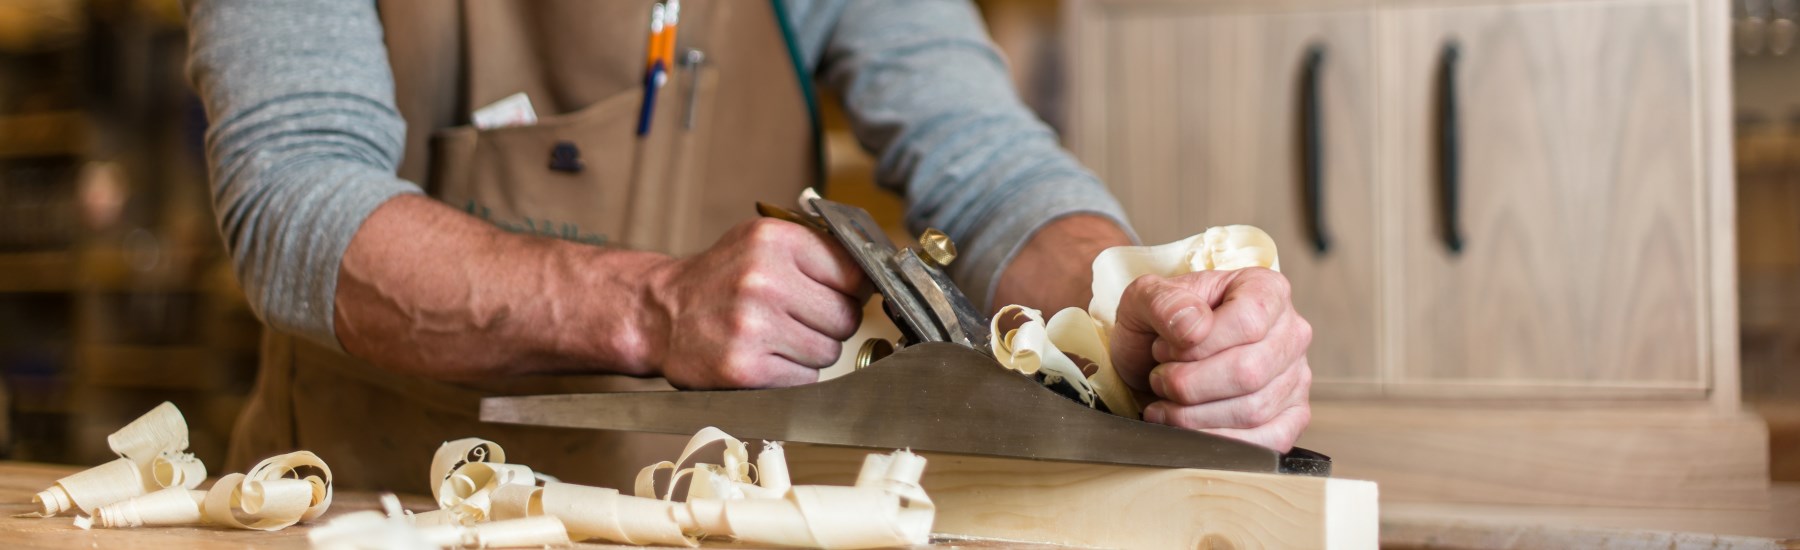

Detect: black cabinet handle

[1301,44,1330,255]
[1437,41,1464,254]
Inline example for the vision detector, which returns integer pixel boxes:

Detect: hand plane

[480,196,1331,476]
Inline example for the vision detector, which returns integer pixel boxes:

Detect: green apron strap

[769,0,827,190]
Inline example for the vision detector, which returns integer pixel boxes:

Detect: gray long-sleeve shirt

[184,0,1133,351]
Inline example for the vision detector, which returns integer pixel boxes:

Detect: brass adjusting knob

[917,228,957,267]
[855,338,895,370]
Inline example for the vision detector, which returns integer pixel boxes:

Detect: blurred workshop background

[0,0,1798,518]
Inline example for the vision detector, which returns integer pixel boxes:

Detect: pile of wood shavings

[17,402,334,532]
[308,427,933,549]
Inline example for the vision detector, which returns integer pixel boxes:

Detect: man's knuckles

[1294,315,1314,349]
[1227,350,1280,395]
[731,269,780,301]
[1232,386,1283,428]
[822,298,862,340]
[741,217,805,249]
[1207,301,1271,353]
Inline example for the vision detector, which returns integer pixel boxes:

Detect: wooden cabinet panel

[1072,8,1381,387]
[1383,1,1707,392]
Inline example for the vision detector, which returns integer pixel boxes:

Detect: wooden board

[1299,403,1769,509]
[786,445,1379,549]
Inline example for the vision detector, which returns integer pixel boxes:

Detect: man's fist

[1108,268,1312,451]
[644,218,866,389]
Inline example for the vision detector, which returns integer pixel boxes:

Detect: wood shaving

[28,402,338,534]
[991,225,1282,418]
[90,487,207,528]
[19,402,206,518]
[202,451,335,531]
[313,427,933,549]
[1088,225,1280,332]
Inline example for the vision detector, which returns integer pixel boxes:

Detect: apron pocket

[429,90,642,248]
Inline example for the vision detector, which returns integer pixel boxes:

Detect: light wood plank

[1385,0,1708,392]
[787,446,1379,549]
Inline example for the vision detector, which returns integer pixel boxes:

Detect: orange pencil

[661,0,681,74]
[645,3,666,73]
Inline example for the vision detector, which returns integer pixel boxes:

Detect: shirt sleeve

[781,0,1138,310]
[184,0,422,350]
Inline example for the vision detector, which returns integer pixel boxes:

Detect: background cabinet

[1387,1,1707,396]
[1078,9,1383,391]
[1074,0,1720,398]
[1069,0,1764,508]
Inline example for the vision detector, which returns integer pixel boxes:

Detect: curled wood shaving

[312,493,572,550]
[33,402,338,533]
[989,305,1101,408]
[1088,225,1280,332]
[151,451,207,490]
[19,402,206,518]
[688,449,933,549]
[485,483,541,521]
[202,451,335,531]
[632,426,755,502]
[990,225,1281,418]
[758,441,791,494]
[437,462,537,524]
[423,438,538,526]
[640,428,934,549]
[106,402,189,466]
[88,487,207,529]
[430,438,506,504]
[541,482,691,547]
[1045,307,1139,419]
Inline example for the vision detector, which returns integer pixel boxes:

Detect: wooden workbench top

[3,460,1796,549]
[0,461,1068,549]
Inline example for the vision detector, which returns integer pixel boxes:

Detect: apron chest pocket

[428,90,643,248]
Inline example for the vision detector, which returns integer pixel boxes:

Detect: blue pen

[636,3,668,137]
[637,59,665,137]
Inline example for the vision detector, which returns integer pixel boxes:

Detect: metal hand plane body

[480,198,1330,476]
[756,196,990,356]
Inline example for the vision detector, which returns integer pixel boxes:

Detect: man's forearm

[332,195,671,381]
[993,214,1134,314]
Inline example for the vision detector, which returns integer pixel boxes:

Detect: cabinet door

[1384,0,1707,396]
[1069,6,1380,390]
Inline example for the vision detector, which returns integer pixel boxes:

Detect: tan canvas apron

[227,0,817,493]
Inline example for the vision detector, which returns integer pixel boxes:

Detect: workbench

[0,461,1068,549]
[1,461,1795,549]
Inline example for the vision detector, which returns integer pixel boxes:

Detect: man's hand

[1108,268,1312,451]
[644,218,867,389]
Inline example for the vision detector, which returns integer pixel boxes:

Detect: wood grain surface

[787,445,1379,549]
[1385,0,1707,392]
